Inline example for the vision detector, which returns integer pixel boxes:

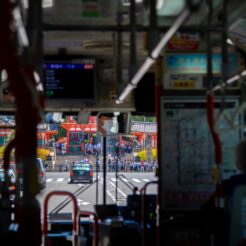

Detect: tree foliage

[55,126,67,140]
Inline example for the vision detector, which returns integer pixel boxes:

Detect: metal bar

[140,181,158,246]
[103,136,107,205]
[43,23,224,33]
[115,146,119,204]
[129,0,137,79]
[117,7,191,104]
[149,0,159,51]
[210,69,246,93]
[155,59,162,246]
[43,191,79,246]
[96,151,99,205]
[206,0,213,91]
[116,12,123,97]
[0,1,42,245]
[79,211,99,246]
[221,0,229,109]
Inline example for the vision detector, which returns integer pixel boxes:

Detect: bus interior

[0,0,246,245]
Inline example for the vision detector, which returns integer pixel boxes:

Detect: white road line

[122,178,128,182]
[142,179,150,182]
[57,178,64,182]
[132,178,141,183]
[106,190,116,202]
[111,178,116,182]
[46,178,53,182]
[109,182,127,198]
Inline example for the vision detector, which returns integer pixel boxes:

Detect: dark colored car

[70,160,93,184]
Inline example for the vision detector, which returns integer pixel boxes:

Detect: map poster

[160,97,241,208]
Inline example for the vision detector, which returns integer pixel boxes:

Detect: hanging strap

[206,94,222,165]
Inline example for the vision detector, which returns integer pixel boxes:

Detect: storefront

[61,116,97,153]
[131,121,157,149]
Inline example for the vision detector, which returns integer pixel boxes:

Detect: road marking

[106,190,116,202]
[77,199,90,206]
[109,182,127,198]
[132,178,141,183]
[122,178,128,182]
[46,178,53,182]
[142,179,150,182]
[57,178,64,182]
[111,178,116,182]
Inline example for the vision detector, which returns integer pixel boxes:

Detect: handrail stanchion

[140,181,158,246]
[79,211,99,246]
[43,191,79,246]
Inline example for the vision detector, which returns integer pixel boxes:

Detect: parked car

[0,168,16,196]
[36,158,47,189]
[70,160,93,184]
[10,158,46,190]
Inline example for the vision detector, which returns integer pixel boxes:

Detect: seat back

[229,185,246,246]
[94,204,119,220]
[225,174,246,246]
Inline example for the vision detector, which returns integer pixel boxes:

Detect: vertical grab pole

[103,136,107,205]
[206,0,223,208]
[115,144,119,204]
[129,0,137,80]
[0,1,42,245]
[140,181,158,246]
[43,191,79,246]
[96,150,99,205]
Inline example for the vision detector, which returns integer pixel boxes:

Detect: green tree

[55,126,67,140]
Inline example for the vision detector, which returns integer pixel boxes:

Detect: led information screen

[44,61,95,100]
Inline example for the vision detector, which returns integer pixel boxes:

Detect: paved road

[37,172,157,220]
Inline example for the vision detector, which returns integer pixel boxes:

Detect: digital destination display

[44,61,95,100]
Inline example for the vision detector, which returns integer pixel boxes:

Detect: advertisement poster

[164,74,203,89]
[166,53,238,75]
[168,32,200,51]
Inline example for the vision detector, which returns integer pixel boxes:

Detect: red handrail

[206,94,222,165]
[43,191,79,245]
[79,211,99,246]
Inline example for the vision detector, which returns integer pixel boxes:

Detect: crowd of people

[55,141,135,156]
[97,158,157,172]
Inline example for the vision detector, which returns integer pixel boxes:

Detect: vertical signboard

[160,97,241,209]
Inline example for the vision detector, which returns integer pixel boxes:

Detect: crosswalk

[46,177,155,184]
